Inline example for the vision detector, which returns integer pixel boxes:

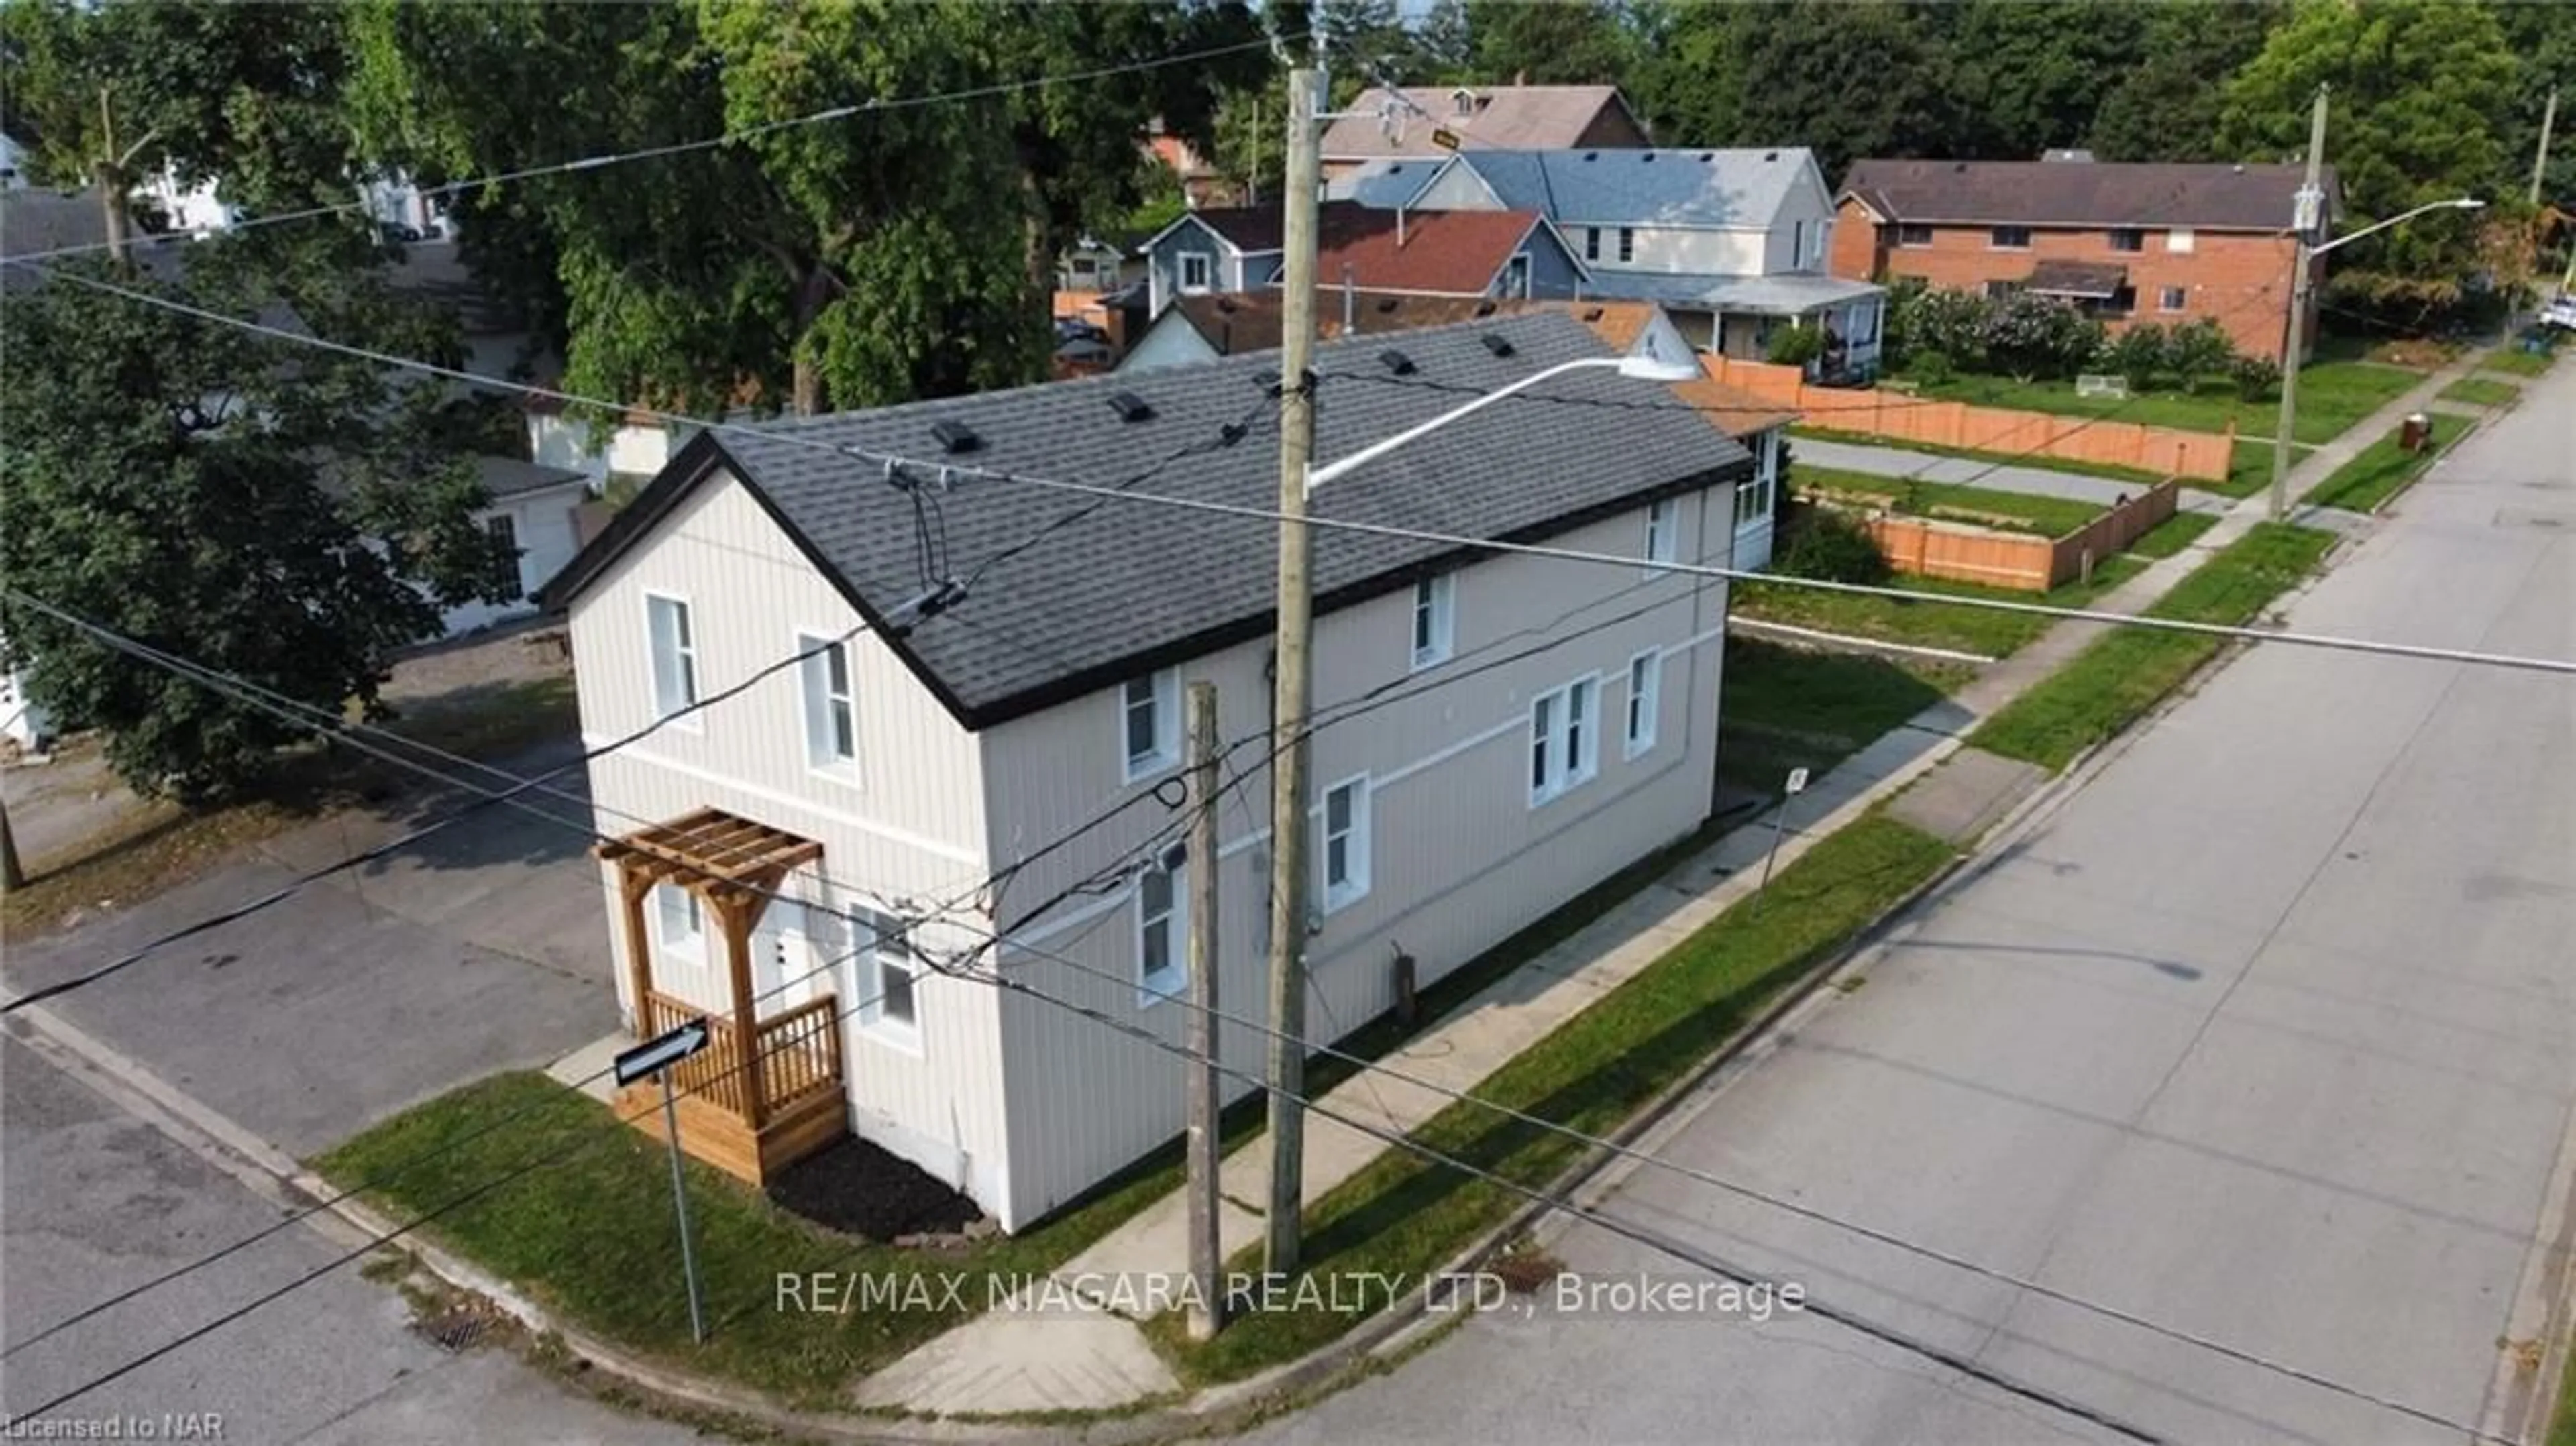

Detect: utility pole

[1183,682,1224,1339]
[2532,87,2558,207]
[1,796,24,895]
[97,89,131,268]
[1263,63,1324,1279]
[2270,85,2329,524]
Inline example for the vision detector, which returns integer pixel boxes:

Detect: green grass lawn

[1970,523,2337,772]
[1715,638,1969,805]
[1146,813,1957,1386]
[2220,437,2306,498]
[2437,376,2522,408]
[1796,465,2105,538]
[1735,555,2145,660]
[2301,419,2473,514]
[2124,510,2220,561]
[1898,360,2419,449]
[316,1072,1181,1406]
[2551,1335,2576,1446]
[2482,346,2559,378]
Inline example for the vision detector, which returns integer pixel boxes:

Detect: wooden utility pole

[1263,64,1324,1278]
[1183,681,1224,1340]
[2532,87,2559,207]
[1,795,24,895]
[2270,85,2329,524]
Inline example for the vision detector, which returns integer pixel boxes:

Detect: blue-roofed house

[1334,147,1886,379]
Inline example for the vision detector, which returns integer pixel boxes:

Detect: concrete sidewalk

[1794,435,2237,515]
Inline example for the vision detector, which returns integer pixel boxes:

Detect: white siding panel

[1576,225,1767,277]
[979,486,1737,1225]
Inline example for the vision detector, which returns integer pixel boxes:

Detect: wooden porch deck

[613,989,849,1186]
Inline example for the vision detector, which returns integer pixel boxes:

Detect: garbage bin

[2400,412,2432,453]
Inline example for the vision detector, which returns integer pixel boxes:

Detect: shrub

[1915,288,1994,368]
[1911,349,1956,386]
[1881,276,1932,366]
[1766,321,1827,367]
[1772,504,1892,586]
[2100,323,2168,391]
[1980,291,2100,382]
[2166,316,2233,390]
[2227,352,2283,402]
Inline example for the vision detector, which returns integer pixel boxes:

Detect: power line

[3,36,1279,266]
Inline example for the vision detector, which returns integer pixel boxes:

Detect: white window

[645,593,698,724]
[2167,227,2196,254]
[1644,497,1680,573]
[1136,843,1187,1000]
[1121,668,1179,781]
[1529,676,1601,806]
[1411,573,1456,670]
[797,632,857,777]
[859,910,920,1044]
[1585,226,1601,262]
[2159,286,2188,313]
[1503,252,1532,298]
[1179,252,1214,292]
[1625,651,1662,759]
[653,885,703,962]
[1320,775,1371,913]
[1737,432,1778,529]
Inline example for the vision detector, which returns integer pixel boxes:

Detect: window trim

[2158,285,2188,314]
[1624,649,1662,759]
[1134,842,1187,1005]
[643,590,702,731]
[1318,773,1373,915]
[1736,433,1778,529]
[1410,573,1456,671]
[1502,251,1533,298]
[653,884,704,964]
[1988,225,2033,250]
[794,628,859,783]
[1895,222,1933,248]
[1120,667,1181,783]
[1177,250,1215,293]
[1585,225,1601,262]
[856,909,924,1052]
[1529,673,1603,808]
[1617,227,1636,263]
[1643,497,1680,575]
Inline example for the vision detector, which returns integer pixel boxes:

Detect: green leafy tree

[1943,0,2146,159]
[1766,321,1827,367]
[2228,351,2284,402]
[1626,2,1748,146]
[2489,1,2576,209]
[2102,323,2170,392]
[1462,0,1638,89]
[2165,316,2235,391]
[1416,0,1474,82]
[2218,0,2517,291]
[1979,291,2100,382]
[2090,1,2288,163]
[1730,1,1953,178]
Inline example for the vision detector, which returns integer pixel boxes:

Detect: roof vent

[1641,151,1656,163]
[1954,162,1969,173]
[1582,150,1599,161]
[1764,150,1778,162]
[930,419,982,455]
[1106,391,1155,423]
[1480,333,1515,358]
[1473,298,1497,317]
[1379,348,1417,376]
[1375,296,1401,313]
[1700,152,1715,162]
[1253,368,1281,395]
[2232,163,2245,174]
[1581,306,1605,321]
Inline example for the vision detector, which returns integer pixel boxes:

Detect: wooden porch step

[615,1080,848,1186]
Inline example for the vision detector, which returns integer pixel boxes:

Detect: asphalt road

[0,1034,706,1445]
[1246,363,2576,1445]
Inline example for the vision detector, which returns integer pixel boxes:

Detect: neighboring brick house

[1831,158,2340,364]
[1320,85,1648,182]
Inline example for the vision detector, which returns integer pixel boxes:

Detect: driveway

[1,740,614,1158]
[0,1034,702,1444]
[1246,364,2576,1444]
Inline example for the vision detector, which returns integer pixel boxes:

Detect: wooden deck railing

[637,990,841,1123]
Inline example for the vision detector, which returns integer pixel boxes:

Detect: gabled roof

[1437,148,1827,231]
[545,311,1752,731]
[1838,159,2341,233]
[1326,157,1452,209]
[472,454,590,500]
[1322,85,1644,161]
[1309,207,1557,294]
[1152,290,1540,357]
[1139,203,1291,256]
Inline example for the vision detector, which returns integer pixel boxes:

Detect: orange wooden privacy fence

[1698,357,2236,483]
[1845,480,2182,594]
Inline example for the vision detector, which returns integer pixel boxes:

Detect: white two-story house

[1336,147,1886,377]
[540,310,1754,1231]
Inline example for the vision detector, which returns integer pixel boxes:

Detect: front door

[751,899,820,1019]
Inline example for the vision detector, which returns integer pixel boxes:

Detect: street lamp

[1307,329,1704,492]
[2270,196,2486,521]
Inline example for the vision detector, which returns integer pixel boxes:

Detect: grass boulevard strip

[319,514,2350,1419]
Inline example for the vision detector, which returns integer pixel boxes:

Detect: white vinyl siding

[1411,573,1456,670]
[1624,651,1661,759]
[1644,498,1679,573]
[1136,844,1187,1001]
[798,632,857,778]
[1320,775,1371,913]
[1528,675,1601,807]
[859,910,922,1048]
[645,592,699,724]
[1121,668,1180,782]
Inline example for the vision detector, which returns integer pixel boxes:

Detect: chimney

[1343,264,1357,331]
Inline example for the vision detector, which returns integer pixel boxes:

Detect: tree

[2165,316,2235,391]
[1415,0,1474,82]
[1625,3,1748,146]
[2218,0,2518,291]
[1943,0,2145,160]
[1766,321,1827,368]
[1462,0,1638,89]
[1729,1,1953,178]
[2488,0,2576,211]
[0,260,515,802]
[2102,323,2170,392]
[1978,291,2100,382]
[2090,1,2287,163]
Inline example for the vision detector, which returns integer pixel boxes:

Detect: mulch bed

[765,1134,981,1241]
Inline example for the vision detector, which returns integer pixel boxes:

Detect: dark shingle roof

[551,310,1750,729]
[1839,159,2338,233]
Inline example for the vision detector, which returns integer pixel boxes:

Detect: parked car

[1055,317,1110,346]
[2540,295,2576,332]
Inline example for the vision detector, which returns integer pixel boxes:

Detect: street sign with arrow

[614,1017,710,1087]
[612,1014,715,1343]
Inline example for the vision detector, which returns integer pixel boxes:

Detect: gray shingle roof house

[549,308,1749,728]
[542,304,1758,1232]
[1430,148,1831,233]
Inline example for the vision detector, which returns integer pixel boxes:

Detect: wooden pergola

[594,808,824,1133]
